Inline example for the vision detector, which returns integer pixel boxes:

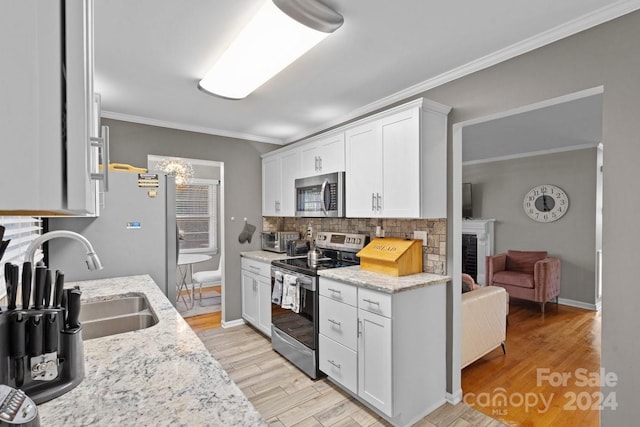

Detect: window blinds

[0,216,43,299]
[176,180,218,253]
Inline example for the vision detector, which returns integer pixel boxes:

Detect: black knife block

[0,308,84,404]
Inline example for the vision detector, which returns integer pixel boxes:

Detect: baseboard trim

[446,389,463,404]
[221,318,246,328]
[557,298,598,311]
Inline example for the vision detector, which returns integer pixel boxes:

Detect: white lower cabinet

[319,277,446,427]
[241,258,272,337]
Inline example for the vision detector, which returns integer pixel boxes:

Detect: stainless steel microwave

[295,172,345,217]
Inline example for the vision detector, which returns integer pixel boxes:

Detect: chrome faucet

[25,230,103,271]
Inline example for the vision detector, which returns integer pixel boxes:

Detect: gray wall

[416,10,640,424]
[103,118,279,322]
[463,148,597,305]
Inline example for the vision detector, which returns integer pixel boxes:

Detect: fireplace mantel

[462,219,495,285]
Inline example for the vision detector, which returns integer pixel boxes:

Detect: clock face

[523,185,569,222]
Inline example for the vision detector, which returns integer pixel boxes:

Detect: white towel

[271,271,283,305]
[281,274,300,313]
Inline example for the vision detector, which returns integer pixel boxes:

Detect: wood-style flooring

[461,299,601,427]
[186,298,600,426]
[195,324,504,427]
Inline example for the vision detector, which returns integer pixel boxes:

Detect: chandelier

[155,158,194,186]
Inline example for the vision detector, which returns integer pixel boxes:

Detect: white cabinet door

[257,275,273,337]
[345,122,382,217]
[241,270,258,325]
[358,309,392,416]
[300,133,345,177]
[379,108,421,218]
[279,149,300,217]
[262,156,282,216]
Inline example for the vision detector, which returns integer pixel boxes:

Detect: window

[176,178,219,254]
[0,216,43,300]
[148,155,220,255]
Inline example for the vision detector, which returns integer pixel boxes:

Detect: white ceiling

[462,93,603,163]
[94,0,637,145]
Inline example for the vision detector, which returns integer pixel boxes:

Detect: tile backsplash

[263,217,447,275]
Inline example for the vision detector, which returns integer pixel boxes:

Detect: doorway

[450,86,604,405]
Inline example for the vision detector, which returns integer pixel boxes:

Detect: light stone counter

[240,250,291,263]
[318,265,450,294]
[38,275,266,427]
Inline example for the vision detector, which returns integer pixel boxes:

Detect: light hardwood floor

[461,299,601,427]
[194,323,504,426]
[187,298,600,426]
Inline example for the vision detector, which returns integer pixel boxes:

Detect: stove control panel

[315,232,369,252]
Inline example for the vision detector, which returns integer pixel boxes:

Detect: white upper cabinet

[345,98,450,218]
[0,0,106,216]
[300,133,345,177]
[262,148,300,217]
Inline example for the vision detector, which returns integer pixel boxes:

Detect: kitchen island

[38,275,266,427]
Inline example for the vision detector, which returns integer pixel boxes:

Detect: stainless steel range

[270,232,368,379]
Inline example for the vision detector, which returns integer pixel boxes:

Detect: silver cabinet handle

[248,265,261,272]
[318,156,323,171]
[89,125,110,191]
[328,359,341,369]
[327,318,341,327]
[376,193,382,211]
[362,298,380,305]
[315,156,319,171]
[372,193,376,211]
[327,288,341,294]
[358,319,362,337]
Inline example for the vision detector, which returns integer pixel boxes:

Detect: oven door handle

[320,178,329,216]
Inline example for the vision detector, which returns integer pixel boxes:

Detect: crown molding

[101,111,285,145]
[284,0,640,143]
[462,142,599,166]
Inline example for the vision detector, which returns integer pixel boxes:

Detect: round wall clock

[523,184,569,222]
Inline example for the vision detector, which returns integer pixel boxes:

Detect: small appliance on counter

[261,231,299,253]
[0,262,84,405]
[0,384,39,426]
[286,239,310,257]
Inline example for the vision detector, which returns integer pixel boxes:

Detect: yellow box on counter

[356,237,423,276]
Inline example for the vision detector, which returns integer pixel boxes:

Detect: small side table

[177,253,212,310]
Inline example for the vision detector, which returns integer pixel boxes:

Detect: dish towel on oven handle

[281,274,300,313]
[272,271,283,305]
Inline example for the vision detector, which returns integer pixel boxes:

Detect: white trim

[462,142,599,166]
[451,124,463,401]
[557,298,599,311]
[101,110,284,145]
[284,0,627,143]
[221,318,246,328]
[446,390,463,405]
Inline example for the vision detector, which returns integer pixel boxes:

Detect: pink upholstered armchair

[485,250,560,313]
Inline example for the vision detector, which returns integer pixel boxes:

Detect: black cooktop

[272,257,358,276]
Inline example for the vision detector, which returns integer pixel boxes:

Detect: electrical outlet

[414,230,427,246]
[306,226,313,238]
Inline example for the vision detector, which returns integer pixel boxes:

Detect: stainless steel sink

[79,294,159,340]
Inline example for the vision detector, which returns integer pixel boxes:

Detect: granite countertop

[240,250,291,263]
[318,266,451,294]
[38,275,266,427]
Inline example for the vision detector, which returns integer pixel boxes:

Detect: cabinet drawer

[359,287,392,318]
[319,296,357,350]
[241,257,270,278]
[319,278,357,306]
[319,334,357,394]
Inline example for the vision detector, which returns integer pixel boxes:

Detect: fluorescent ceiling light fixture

[198,0,343,100]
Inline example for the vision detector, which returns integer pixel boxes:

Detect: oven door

[271,267,317,350]
[295,172,344,217]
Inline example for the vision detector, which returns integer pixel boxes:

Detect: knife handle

[67,290,82,330]
[21,262,32,309]
[8,264,19,310]
[34,266,46,310]
[43,269,52,308]
[29,315,43,357]
[44,313,58,353]
[54,270,65,308]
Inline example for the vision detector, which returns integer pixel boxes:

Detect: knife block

[0,308,85,404]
